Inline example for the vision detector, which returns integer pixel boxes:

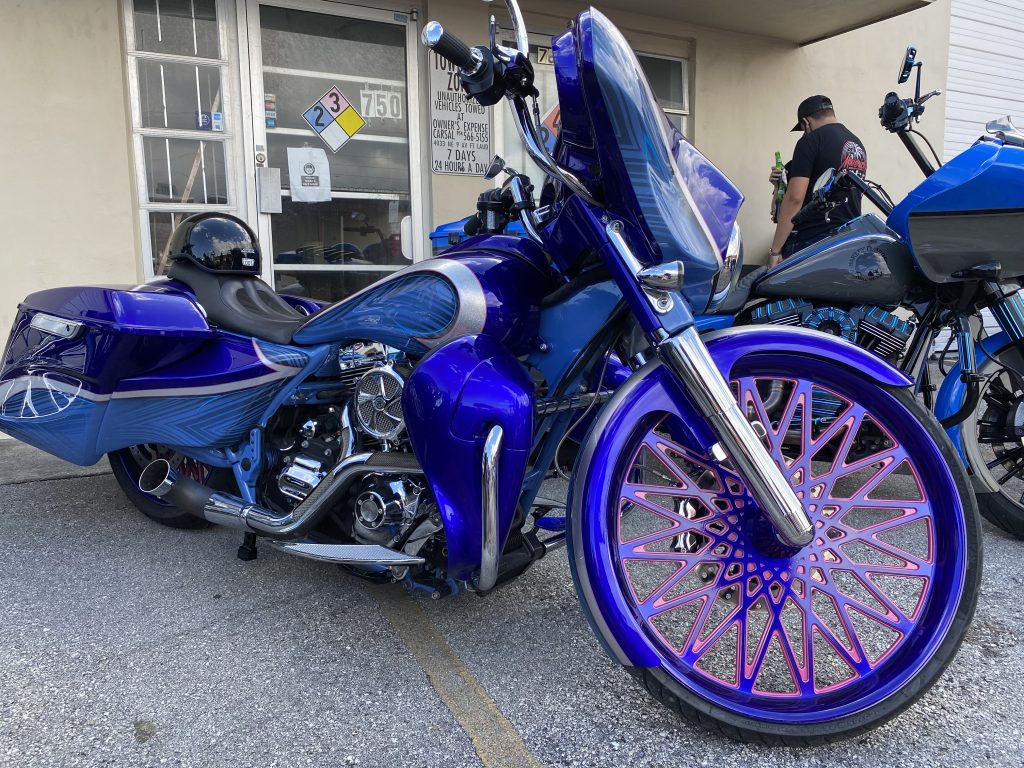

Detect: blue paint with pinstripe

[0,394,104,465]
[292,273,457,350]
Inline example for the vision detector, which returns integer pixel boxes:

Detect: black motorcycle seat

[168,261,305,345]
[712,265,768,315]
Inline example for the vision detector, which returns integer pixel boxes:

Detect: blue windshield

[575,9,743,309]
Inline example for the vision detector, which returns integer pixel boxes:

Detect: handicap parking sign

[302,86,366,153]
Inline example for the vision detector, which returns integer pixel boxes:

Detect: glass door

[242,0,423,301]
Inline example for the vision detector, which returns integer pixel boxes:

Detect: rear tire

[570,356,981,744]
[108,445,216,530]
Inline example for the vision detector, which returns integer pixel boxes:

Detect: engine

[270,342,428,552]
[749,300,915,362]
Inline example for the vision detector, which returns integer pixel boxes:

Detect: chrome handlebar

[503,0,529,60]
[507,95,597,206]
[499,0,596,205]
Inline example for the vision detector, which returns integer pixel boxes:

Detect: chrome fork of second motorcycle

[606,222,813,548]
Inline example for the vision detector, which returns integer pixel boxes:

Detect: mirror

[504,0,529,54]
[813,168,836,194]
[898,46,917,84]
[484,155,506,180]
[986,115,1023,136]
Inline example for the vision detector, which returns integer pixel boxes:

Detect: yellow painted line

[374,586,545,768]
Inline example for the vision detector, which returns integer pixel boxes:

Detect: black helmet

[167,213,261,275]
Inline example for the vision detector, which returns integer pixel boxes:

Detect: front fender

[567,325,913,668]
[699,326,912,388]
[403,334,533,581]
[936,331,1013,461]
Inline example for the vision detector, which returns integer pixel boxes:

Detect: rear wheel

[960,341,1024,538]
[109,445,219,529]
[570,355,981,744]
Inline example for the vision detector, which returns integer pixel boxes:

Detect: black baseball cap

[792,95,834,131]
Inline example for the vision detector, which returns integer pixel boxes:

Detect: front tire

[569,355,981,744]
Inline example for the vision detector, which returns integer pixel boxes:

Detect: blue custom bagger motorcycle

[0,2,980,743]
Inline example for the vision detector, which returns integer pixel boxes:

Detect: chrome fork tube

[659,327,814,548]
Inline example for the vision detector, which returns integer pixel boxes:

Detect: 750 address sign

[359,89,403,120]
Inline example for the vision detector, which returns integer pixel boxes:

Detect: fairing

[402,334,534,580]
[888,139,1024,282]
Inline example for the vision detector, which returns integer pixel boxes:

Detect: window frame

[636,49,691,139]
[122,0,247,279]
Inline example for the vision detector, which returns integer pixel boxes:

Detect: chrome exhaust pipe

[138,452,423,539]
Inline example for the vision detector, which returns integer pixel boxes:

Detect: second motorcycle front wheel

[569,353,981,745]
[959,340,1024,538]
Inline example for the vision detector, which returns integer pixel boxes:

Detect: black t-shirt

[788,122,867,241]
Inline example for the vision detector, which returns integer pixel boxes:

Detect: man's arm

[768,176,809,268]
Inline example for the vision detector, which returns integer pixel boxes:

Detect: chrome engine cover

[352,473,422,545]
[278,455,326,502]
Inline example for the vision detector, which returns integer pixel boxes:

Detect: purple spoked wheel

[571,354,981,744]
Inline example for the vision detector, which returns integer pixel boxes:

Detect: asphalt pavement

[0,438,1022,768]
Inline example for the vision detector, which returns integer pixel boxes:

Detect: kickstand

[237,532,258,561]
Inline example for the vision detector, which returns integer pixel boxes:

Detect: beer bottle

[771,151,787,222]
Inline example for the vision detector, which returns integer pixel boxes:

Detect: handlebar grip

[880,92,906,122]
[792,194,825,227]
[422,21,477,72]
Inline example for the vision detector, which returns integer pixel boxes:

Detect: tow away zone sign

[428,52,491,175]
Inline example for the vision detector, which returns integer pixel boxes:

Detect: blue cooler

[429,218,527,256]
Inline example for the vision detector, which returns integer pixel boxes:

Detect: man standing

[768,95,867,268]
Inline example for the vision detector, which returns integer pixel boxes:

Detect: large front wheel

[569,353,981,745]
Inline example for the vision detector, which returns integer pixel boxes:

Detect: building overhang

[595,0,935,45]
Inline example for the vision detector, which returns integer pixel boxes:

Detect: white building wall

[944,0,1024,159]
[933,0,1024,350]
[0,0,140,340]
